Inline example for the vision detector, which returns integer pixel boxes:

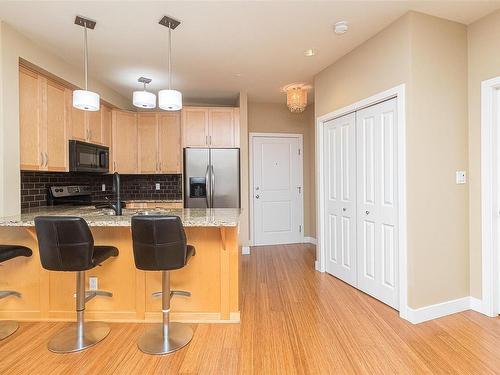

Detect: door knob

[342,208,346,212]
[255,195,260,199]
[365,210,370,215]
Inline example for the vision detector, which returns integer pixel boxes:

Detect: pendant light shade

[133,77,156,108]
[158,89,182,111]
[73,90,100,111]
[73,16,100,112]
[158,15,182,111]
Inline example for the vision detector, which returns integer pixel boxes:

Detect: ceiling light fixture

[334,21,349,35]
[303,49,316,57]
[73,16,100,112]
[158,15,182,111]
[282,83,311,113]
[133,77,156,109]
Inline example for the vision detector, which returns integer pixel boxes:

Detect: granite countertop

[0,207,240,227]
[124,200,183,204]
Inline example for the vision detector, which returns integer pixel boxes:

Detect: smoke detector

[334,21,349,34]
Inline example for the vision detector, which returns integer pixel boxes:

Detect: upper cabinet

[68,99,111,147]
[137,112,182,174]
[111,110,138,174]
[19,66,68,172]
[182,106,240,148]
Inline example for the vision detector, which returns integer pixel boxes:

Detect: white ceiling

[1,1,499,105]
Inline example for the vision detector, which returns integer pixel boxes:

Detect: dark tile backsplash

[21,171,182,210]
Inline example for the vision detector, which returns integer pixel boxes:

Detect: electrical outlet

[89,276,98,291]
[101,184,106,191]
[155,183,161,190]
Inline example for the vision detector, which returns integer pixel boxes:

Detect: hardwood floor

[1,243,500,374]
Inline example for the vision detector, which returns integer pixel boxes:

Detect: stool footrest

[152,290,191,299]
[0,290,21,300]
[73,290,113,302]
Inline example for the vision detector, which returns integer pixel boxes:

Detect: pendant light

[73,16,100,111]
[133,77,156,109]
[158,16,182,111]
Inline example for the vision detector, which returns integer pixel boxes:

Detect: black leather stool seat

[131,215,195,271]
[92,246,119,267]
[0,245,32,263]
[34,216,118,271]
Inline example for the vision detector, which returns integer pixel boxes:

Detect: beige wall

[238,92,250,247]
[314,12,469,308]
[0,21,131,216]
[467,9,500,298]
[246,102,315,238]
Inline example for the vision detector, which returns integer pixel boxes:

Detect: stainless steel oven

[69,140,109,173]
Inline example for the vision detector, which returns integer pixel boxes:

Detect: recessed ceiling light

[303,49,316,57]
[334,21,349,35]
[234,73,243,77]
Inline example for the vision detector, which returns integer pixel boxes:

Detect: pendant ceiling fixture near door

[158,15,182,111]
[282,83,311,113]
[133,77,156,109]
[73,16,100,112]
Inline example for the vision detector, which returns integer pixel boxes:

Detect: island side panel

[0,226,240,323]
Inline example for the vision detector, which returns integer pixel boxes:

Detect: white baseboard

[303,237,317,245]
[314,260,324,272]
[406,297,484,324]
[470,297,483,313]
[241,246,250,255]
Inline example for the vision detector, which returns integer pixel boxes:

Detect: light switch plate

[456,171,466,184]
[101,184,106,191]
[89,277,98,291]
[155,183,161,190]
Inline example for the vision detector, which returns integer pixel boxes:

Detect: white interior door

[356,98,399,309]
[252,135,303,245]
[323,114,357,286]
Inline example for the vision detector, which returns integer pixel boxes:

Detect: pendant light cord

[168,21,172,90]
[83,22,88,90]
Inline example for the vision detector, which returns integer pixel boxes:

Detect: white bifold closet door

[323,113,357,286]
[356,98,398,309]
[323,98,399,310]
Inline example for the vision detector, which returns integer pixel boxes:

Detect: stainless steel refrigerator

[184,148,240,208]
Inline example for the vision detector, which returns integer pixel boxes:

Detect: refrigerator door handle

[205,165,211,208]
[211,165,215,208]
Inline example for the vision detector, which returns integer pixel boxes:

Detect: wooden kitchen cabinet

[137,112,182,174]
[19,66,68,171]
[159,112,182,173]
[101,105,112,147]
[182,106,240,148]
[112,110,138,173]
[68,98,109,146]
[137,113,158,174]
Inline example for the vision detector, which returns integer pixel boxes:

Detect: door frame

[480,76,500,317]
[315,84,408,319]
[249,132,304,246]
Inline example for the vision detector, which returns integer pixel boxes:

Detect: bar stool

[0,245,32,340]
[34,216,118,353]
[131,215,195,355]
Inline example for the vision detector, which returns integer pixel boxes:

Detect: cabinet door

[112,110,137,173]
[101,105,112,147]
[70,102,87,141]
[208,108,237,148]
[158,112,181,173]
[45,79,68,171]
[182,107,209,147]
[137,113,158,174]
[88,110,102,144]
[19,67,42,170]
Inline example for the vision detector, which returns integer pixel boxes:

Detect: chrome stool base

[0,321,19,340]
[48,322,110,353]
[138,322,193,355]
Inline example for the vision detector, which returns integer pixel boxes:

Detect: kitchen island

[0,207,241,323]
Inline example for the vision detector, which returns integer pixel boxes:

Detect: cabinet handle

[89,130,92,140]
[113,161,116,171]
[45,153,48,167]
[206,135,208,145]
[40,152,44,167]
[209,135,212,145]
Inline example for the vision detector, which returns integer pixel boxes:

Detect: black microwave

[69,140,109,173]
